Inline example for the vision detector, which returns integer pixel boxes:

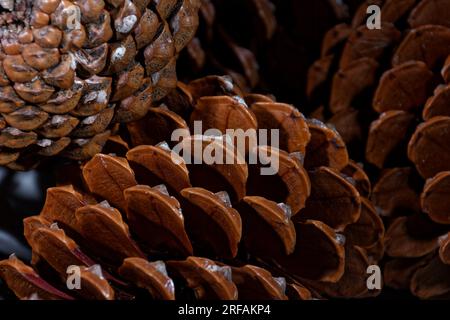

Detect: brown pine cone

[307,0,450,299]
[0,75,384,300]
[0,0,201,170]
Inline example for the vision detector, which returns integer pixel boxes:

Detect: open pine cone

[0,0,201,170]
[0,75,384,300]
[307,0,450,299]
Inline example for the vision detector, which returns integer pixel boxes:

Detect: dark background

[1,0,412,300]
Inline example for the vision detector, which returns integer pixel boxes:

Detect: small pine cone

[307,0,450,299]
[0,75,384,300]
[0,0,201,169]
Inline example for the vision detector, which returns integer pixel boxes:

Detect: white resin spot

[111,46,126,62]
[4,127,23,136]
[50,222,60,230]
[157,141,171,151]
[27,293,41,300]
[115,15,137,33]
[289,152,305,165]
[22,108,37,117]
[87,264,105,280]
[152,260,169,277]
[273,277,286,293]
[96,90,108,103]
[344,176,356,186]
[0,0,14,11]
[153,184,170,196]
[233,95,248,108]
[277,203,292,221]
[99,200,112,209]
[82,115,98,125]
[207,264,232,282]
[222,76,234,91]
[74,139,89,146]
[37,139,53,148]
[335,233,346,246]
[439,233,449,246]
[215,191,232,208]
[69,53,77,70]
[51,115,66,126]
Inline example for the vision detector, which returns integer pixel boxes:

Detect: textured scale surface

[0,0,201,169]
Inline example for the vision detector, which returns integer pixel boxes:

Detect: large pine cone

[307,0,450,299]
[0,0,200,170]
[0,76,384,300]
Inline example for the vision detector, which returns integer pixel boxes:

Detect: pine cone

[0,75,384,300]
[0,0,201,170]
[307,0,450,299]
